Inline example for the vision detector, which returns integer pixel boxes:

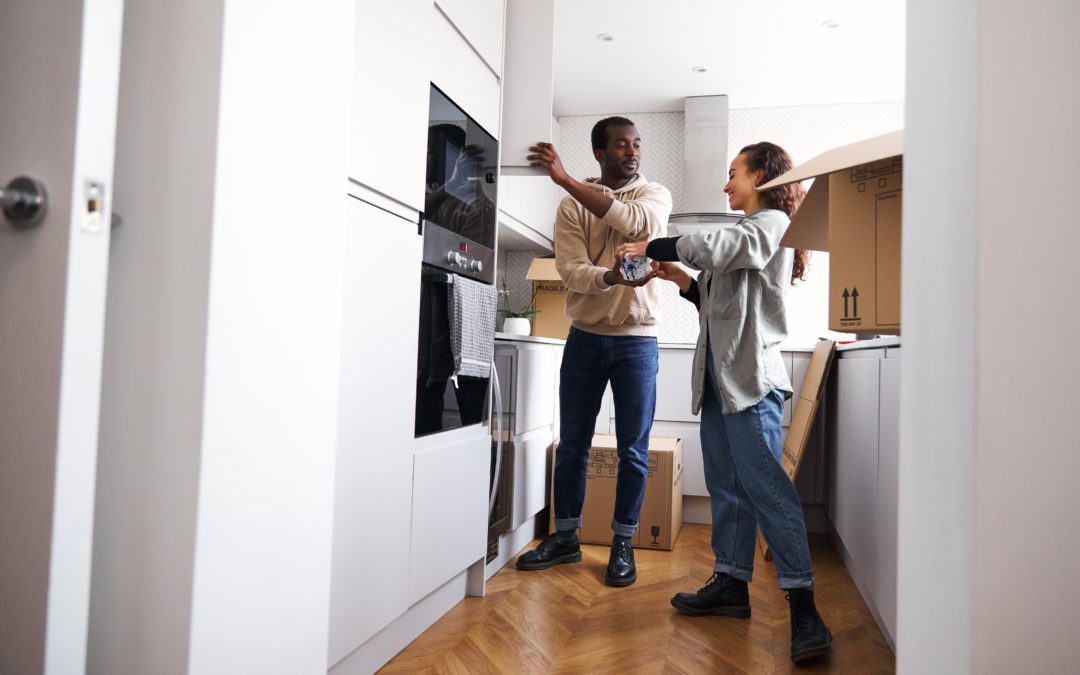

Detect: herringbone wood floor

[380,525,894,674]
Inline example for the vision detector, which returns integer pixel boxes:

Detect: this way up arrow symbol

[842,288,850,318]
[852,287,860,318]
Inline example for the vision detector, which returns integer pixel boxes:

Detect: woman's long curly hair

[739,142,810,284]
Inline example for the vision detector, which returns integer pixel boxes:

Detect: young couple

[514,116,831,664]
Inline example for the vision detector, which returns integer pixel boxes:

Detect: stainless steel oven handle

[489,359,504,518]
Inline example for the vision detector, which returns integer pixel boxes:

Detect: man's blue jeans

[701,346,816,589]
[553,327,658,537]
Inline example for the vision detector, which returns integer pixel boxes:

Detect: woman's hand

[653,261,693,292]
[614,240,649,261]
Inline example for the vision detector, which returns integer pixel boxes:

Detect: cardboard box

[550,435,683,550]
[761,130,903,334]
[525,257,571,340]
[756,340,837,559]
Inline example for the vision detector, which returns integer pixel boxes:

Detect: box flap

[759,129,904,189]
[780,179,830,252]
[526,257,562,282]
[802,340,837,399]
[646,436,683,452]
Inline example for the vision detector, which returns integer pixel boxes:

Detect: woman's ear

[753,169,767,187]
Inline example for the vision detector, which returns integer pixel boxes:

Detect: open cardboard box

[525,257,571,340]
[760,130,903,334]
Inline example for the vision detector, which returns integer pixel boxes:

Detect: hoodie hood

[582,173,650,195]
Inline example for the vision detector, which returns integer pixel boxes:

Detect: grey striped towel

[448,275,498,379]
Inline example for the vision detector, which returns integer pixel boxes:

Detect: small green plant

[497,281,539,319]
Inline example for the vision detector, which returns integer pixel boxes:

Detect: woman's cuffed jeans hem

[777,573,815,591]
[714,560,754,583]
[554,517,582,532]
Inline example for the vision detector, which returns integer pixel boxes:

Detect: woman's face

[723,153,765,212]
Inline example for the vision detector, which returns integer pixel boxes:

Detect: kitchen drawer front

[409,434,488,604]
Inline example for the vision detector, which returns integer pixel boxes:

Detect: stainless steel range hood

[668,95,743,236]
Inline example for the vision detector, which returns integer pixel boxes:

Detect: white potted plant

[498,284,539,336]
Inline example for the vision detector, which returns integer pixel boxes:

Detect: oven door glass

[414,267,490,437]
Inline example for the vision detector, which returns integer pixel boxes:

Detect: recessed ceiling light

[596,33,615,42]
[691,66,708,73]
[821,19,840,29]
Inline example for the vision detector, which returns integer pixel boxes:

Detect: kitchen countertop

[836,336,901,352]
[495,332,824,352]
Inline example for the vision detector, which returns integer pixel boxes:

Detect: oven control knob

[469,260,483,273]
[446,251,464,266]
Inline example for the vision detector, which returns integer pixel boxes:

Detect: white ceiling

[552,0,906,116]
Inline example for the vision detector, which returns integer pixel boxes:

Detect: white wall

[898,1,976,671]
[90,0,223,671]
[900,0,1080,672]
[971,1,1080,671]
[185,1,353,672]
[90,1,355,673]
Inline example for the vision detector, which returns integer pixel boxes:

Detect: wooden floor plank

[380,524,895,674]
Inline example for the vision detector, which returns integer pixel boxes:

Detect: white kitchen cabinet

[500,0,555,173]
[596,384,614,435]
[329,199,421,662]
[788,351,810,426]
[498,174,562,242]
[513,427,554,529]
[410,432,489,605]
[655,349,699,423]
[349,0,429,212]
[514,342,556,435]
[875,357,901,643]
[430,7,501,141]
[553,345,563,440]
[831,357,881,582]
[434,0,505,77]
[651,422,705,497]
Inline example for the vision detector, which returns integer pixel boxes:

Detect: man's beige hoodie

[553,174,672,336]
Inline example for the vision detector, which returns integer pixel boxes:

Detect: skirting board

[329,570,468,674]
[829,528,896,652]
[485,514,541,581]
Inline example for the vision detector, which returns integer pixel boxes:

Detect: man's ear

[594,149,605,164]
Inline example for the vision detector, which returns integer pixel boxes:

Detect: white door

[0,1,123,673]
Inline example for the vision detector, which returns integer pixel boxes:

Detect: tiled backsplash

[500,101,905,345]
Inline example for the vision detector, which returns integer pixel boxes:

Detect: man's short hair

[591,116,635,151]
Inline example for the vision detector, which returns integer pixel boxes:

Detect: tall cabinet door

[876,356,901,643]
[350,0,429,211]
[329,198,421,664]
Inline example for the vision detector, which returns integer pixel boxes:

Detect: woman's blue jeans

[701,346,815,589]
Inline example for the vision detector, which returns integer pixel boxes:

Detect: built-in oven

[415,84,499,440]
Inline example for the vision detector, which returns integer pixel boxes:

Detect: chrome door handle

[1,176,47,228]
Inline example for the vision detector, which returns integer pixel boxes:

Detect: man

[515,117,672,587]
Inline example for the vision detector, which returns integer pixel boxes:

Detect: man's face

[595,125,641,180]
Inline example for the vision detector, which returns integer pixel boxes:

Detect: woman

[615,142,830,664]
